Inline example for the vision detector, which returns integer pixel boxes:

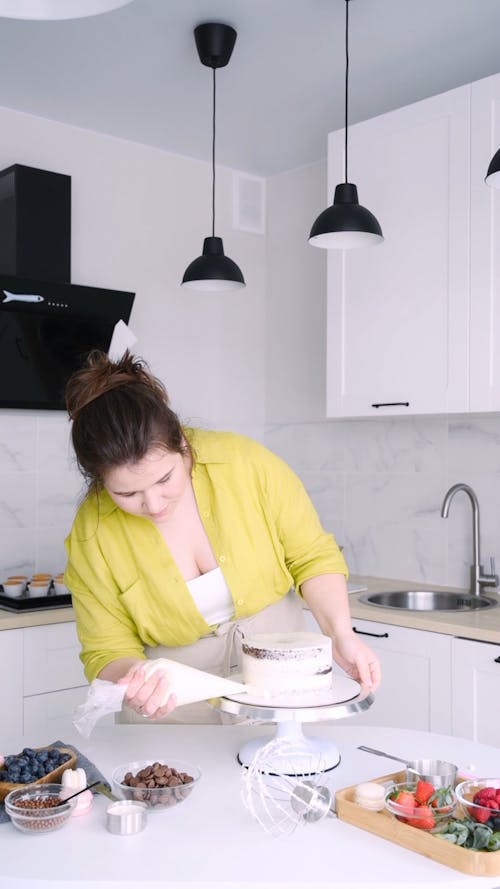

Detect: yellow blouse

[64,428,347,682]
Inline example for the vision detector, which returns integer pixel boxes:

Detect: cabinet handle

[495,656,500,663]
[353,626,389,638]
[371,402,410,409]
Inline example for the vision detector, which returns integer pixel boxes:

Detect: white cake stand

[209,674,374,774]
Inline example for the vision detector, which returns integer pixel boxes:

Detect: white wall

[265,159,500,592]
[266,160,328,423]
[2,104,499,593]
[0,105,266,578]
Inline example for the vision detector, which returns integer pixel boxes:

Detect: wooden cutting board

[335,771,500,876]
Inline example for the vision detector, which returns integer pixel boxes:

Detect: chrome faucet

[441,483,498,596]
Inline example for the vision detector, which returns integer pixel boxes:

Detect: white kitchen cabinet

[303,610,452,733]
[0,622,89,737]
[348,619,452,734]
[23,686,90,737]
[23,622,85,696]
[326,85,470,419]
[0,627,23,737]
[470,72,500,411]
[451,636,500,746]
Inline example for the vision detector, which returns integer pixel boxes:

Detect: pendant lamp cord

[344,0,349,184]
[212,66,216,237]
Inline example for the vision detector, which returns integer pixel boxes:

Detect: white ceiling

[2,0,500,176]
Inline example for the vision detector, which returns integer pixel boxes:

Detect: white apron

[116,589,305,724]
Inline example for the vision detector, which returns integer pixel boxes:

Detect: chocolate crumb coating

[242,644,326,661]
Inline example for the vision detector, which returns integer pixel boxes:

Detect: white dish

[223,672,361,708]
[2,582,25,598]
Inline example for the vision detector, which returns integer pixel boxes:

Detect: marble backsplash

[264,414,500,591]
[1,407,500,593]
[0,411,82,579]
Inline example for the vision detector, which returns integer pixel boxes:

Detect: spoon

[57,779,100,806]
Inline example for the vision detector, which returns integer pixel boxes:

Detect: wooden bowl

[0,746,77,801]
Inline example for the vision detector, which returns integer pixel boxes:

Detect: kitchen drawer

[23,686,89,736]
[23,622,85,695]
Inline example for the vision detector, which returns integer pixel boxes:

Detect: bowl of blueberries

[0,746,76,800]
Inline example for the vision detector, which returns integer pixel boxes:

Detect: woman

[64,351,381,723]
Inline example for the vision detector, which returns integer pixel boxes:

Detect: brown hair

[66,351,191,490]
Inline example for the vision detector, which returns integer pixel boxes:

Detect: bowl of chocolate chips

[111,759,201,811]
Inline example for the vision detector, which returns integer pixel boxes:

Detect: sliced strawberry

[411,805,436,830]
[414,780,435,804]
[392,789,415,816]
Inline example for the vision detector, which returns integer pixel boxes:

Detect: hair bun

[65,350,169,420]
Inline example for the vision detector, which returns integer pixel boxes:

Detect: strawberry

[411,804,436,830]
[414,779,435,804]
[392,789,415,817]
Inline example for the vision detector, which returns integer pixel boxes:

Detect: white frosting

[241,632,332,695]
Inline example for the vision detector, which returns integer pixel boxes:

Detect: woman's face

[103,447,191,524]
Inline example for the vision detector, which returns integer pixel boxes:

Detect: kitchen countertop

[348,575,500,645]
[1,722,499,888]
[1,575,500,644]
[0,601,75,631]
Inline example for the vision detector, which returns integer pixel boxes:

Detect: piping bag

[72,658,247,737]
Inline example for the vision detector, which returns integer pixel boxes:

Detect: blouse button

[202,510,210,518]
[219,555,226,563]
[236,598,244,606]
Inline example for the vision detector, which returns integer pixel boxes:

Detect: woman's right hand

[117,662,177,719]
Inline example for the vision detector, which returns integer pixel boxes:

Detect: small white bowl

[53,581,69,596]
[28,580,51,597]
[2,581,25,598]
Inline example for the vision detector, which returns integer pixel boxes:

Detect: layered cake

[241,632,333,696]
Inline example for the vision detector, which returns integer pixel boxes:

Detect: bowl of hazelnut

[5,783,76,833]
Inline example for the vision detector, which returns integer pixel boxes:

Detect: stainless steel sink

[358,590,498,612]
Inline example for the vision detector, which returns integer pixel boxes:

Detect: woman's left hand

[332,629,381,690]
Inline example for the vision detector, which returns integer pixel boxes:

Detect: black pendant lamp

[309,0,383,249]
[485,148,500,188]
[182,22,245,291]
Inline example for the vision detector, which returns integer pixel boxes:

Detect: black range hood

[0,164,135,410]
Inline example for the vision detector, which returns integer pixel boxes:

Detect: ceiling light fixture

[182,22,245,292]
[309,0,383,249]
[0,0,134,19]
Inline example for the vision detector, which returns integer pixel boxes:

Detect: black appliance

[0,164,71,282]
[0,274,135,410]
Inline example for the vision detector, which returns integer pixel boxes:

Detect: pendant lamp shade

[309,183,383,248]
[182,22,245,292]
[309,0,383,250]
[0,0,133,19]
[182,237,245,291]
[485,148,500,188]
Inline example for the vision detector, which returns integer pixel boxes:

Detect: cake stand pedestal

[209,675,374,774]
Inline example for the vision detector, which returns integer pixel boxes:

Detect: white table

[1,722,499,889]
